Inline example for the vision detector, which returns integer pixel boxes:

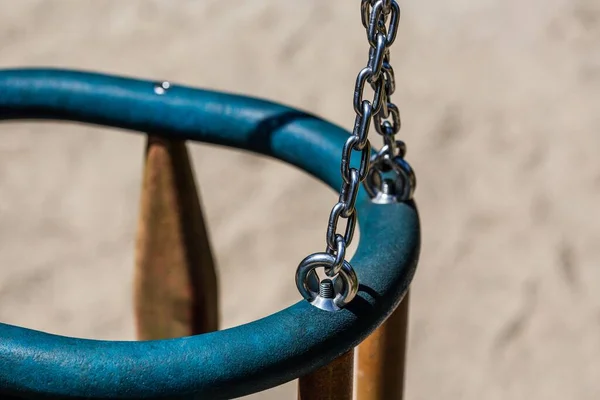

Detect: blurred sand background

[1,0,600,399]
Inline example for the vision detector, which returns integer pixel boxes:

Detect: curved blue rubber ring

[0,68,420,400]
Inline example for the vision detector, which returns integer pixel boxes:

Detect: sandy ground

[1,1,600,399]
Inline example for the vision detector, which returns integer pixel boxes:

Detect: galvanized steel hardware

[295,0,416,310]
[295,252,359,312]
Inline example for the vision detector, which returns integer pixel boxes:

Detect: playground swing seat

[0,1,420,399]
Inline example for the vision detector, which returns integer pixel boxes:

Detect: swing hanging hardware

[295,0,416,310]
[295,252,359,312]
[365,142,417,204]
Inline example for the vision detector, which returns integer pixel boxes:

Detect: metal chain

[296,0,414,311]
[362,0,404,166]
[324,0,402,274]
[362,0,416,204]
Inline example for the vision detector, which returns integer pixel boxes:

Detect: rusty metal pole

[298,350,355,400]
[134,136,219,340]
[356,291,410,400]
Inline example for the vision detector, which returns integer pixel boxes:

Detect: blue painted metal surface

[0,69,420,399]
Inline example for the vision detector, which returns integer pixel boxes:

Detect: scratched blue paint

[0,69,421,399]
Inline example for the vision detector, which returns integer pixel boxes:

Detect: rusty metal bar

[356,291,410,400]
[297,350,354,400]
[134,136,219,340]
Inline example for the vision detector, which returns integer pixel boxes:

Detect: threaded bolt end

[319,279,335,299]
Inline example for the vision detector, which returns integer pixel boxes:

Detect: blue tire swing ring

[0,69,420,400]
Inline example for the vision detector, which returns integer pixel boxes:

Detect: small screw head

[153,81,171,95]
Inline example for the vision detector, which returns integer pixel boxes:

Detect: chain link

[296,0,413,310]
